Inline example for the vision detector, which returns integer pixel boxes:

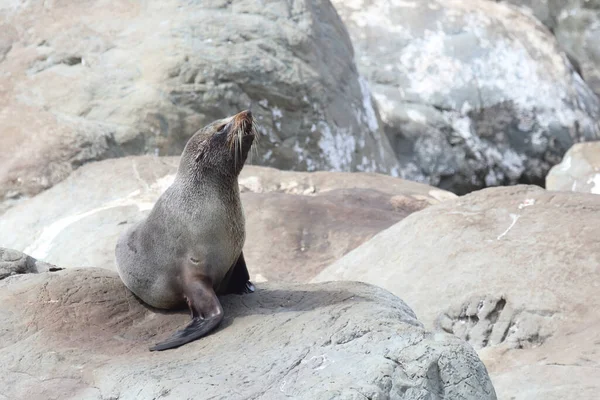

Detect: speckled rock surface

[0,267,497,400]
[500,0,600,97]
[314,185,600,399]
[332,0,600,194]
[0,156,455,282]
[0,0,398,205]
[546,141,600,194]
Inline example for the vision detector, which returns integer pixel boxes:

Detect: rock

[496,0,558,29]
[499,0,600,97]
[0,0,398,207]
[0,247,60,280]
[331,0,600,194]
[313,185,600,399]
[546,141,600,194]
[0,266,497,399]
[0,156,455,282]
[553,0,600,98]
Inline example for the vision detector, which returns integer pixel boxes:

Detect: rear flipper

[219,251,255,295]
[150,277,223,352]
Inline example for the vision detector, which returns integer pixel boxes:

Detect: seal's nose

[235,109,252,122]
[233,110,254,135]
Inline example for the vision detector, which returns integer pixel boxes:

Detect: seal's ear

[194,151,204,162]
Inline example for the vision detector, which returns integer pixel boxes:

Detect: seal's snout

[238,109,252,120]
[234,109,252,126]
[232,109,255,137]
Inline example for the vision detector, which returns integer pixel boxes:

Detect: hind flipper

[149,277,223,351]
[218,251,255,295]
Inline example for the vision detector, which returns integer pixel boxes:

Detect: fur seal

[115,110,257,351]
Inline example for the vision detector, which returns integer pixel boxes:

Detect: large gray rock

[0,267,497,399]
[314,185,600,399]
[0,0,398,206]
[0,156,455,282]
[496,0,563,29]
[553,0,600,98]
[332,0,600,194]
[500,0,600,97]
[546,141,600,194]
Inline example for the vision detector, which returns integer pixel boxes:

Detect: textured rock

[553,0,600,97]
[500,0,600,97]
[0,267,497,399]
[332,0,600,194]
[0,247,60,280]
[497,0,559,28]
[0,156,454,281]
[546,141,600,194]
[0,0,398,205]
[314,185,600,399]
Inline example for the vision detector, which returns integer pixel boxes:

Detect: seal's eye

[216,124,227,135]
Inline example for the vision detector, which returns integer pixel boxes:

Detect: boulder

[331,0,600,194]
[546,141,600,194]
[496,0,559,29]
[553,0,600,98]
[0,0,398,205]
[499,0,600,97]
[313,185,600,399]
[0,156,455,282]
[0,266,497,399]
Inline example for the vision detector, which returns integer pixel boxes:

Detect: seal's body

[115,110,257,351]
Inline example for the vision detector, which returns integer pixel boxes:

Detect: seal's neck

[176,166,240,201]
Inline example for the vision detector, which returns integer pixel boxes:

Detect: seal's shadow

[134,286,360,335]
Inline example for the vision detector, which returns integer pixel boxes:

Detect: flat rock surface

[546,141,600,194]
[0,267,496,400]
[314,185,600,399]
[332,0,600,194]
[0,0,398,205]
[0,156,455,282]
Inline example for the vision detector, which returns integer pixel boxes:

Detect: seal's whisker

[251,121,260,145]
[237,127,243,165]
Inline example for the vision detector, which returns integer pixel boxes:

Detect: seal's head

[181,110,257,179]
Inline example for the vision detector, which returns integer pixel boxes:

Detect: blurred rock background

[1,0,599,214]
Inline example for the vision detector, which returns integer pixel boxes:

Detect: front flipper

[149,277,223,352]
[218,251,255,295]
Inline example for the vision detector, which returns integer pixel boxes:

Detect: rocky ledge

[0,265,496,400]
[0,155,455,282]
[314,185,600,399]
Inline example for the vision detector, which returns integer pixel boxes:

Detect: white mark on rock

[518,198,536,209]
[132,160,150,191]
[238,176,263,193]
[317,122,356,171]
[253,273,268,283]
[357,75,379,132]
[406,109,427,124]
[587,174,600,194]
[497,213,520,240]
[301,354,333,371]
[271,106,282,119]
[24,174,176,259]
